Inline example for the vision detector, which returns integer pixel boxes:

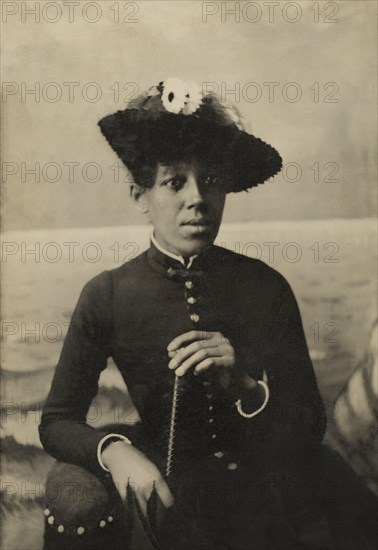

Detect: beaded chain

[165,374,180,478]
[124,374,181,549]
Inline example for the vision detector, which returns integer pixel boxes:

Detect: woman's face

[133,159,226,258]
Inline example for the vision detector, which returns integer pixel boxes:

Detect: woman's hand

[167,330,235,377]
[101,440,174,515]
[167,330,260,393]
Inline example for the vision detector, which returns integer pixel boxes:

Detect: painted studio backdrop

[1,1,377,548]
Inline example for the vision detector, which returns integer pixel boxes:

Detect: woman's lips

[182,219,212,226]
[182,221,214,235]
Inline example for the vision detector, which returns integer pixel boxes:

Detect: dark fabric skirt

[42,446,377,550]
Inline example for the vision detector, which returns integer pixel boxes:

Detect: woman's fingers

[167,330,216,352]
[169,339,222,370]
[115,480,128,501]
[174,348,224,377]
[126,478,174,518]
[194,356,227,375]
[168,332,229,364]
[167,331,235,376]
[154,478,174,509]
[134,490,148,516]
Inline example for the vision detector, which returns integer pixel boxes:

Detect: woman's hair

[127,158,157,189]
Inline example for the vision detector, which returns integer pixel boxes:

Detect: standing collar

[150,231,199,269]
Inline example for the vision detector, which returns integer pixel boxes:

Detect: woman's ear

[130,183,149,214]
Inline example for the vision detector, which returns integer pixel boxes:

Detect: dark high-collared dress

[39,241,332,550]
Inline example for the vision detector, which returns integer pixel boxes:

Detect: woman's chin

[179,236,215,257]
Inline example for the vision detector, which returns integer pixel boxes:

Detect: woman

[39,78,332,550]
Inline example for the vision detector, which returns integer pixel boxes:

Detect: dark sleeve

[39,271,117,478]
[267,278,327,448]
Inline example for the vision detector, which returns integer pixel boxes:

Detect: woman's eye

[165,177,185,190]
[204,174,219,185]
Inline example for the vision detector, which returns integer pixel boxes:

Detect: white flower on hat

[161,78,188,114]
[161,78,203,115]
[182,81,203,115]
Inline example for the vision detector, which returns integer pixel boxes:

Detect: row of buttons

[185,280,201,324]
[184,277,238,472]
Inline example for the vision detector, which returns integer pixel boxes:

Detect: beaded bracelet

[235,379,270,418]
[97,433,132,472]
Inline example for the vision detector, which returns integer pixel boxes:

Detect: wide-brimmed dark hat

[98,78,282,193]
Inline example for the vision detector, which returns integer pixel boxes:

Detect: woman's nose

[185,174,205,206]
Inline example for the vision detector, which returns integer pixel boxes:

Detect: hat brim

[98,106,282,193]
